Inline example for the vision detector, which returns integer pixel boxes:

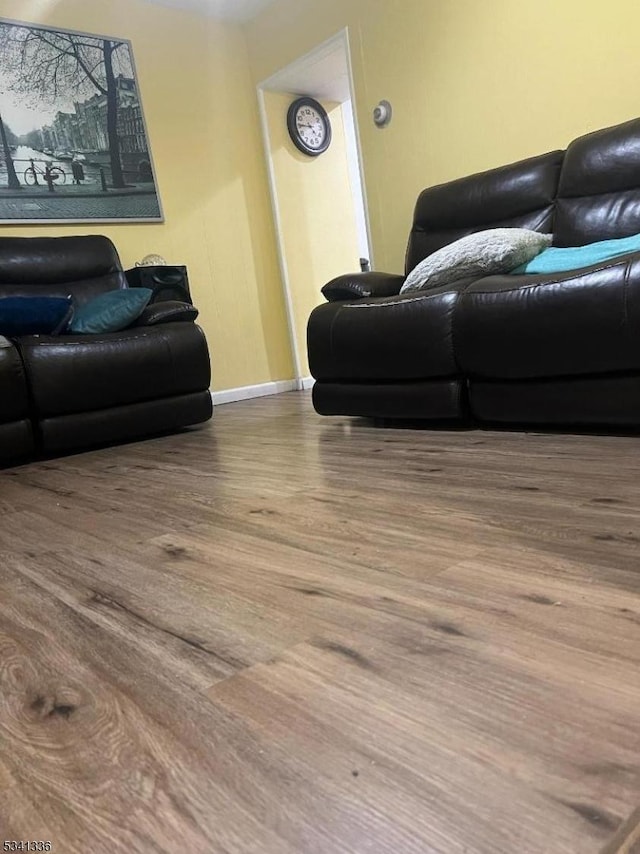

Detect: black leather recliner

[0,235,212,463]
[308,117,640,427]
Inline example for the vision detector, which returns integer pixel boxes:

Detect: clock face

[287,97,332,156]
[295,104,326,150]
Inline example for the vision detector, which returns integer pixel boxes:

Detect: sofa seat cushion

[16,323,211,417]
[456,253,640,380]
[0,336,30,424]
[308,279,477,381]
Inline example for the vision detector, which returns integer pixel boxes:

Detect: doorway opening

[257,28,372,387]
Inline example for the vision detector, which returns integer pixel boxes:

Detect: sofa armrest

[134,300,199,327]
[321,272,405,302]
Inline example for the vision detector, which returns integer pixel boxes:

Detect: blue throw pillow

[70,288,152,334]
[0,296,73,336]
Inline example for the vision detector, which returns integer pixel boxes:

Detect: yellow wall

[0,0,293,391]
[245,0,640,273]
[264,92,360,375]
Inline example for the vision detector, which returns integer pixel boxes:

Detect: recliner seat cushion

[456,253,640,380]
[16,323,211,417]
[308,279,477,382]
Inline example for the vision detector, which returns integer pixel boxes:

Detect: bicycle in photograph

[22,159,66,187]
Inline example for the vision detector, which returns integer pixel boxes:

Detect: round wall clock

[287,97,332,157]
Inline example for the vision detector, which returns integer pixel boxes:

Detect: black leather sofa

[308,117,640,428]
[0,235,212,463]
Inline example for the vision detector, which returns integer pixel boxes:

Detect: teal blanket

[512,232,640,275]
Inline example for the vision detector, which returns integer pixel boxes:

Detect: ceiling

[144,0,277,24]
[262,40,350,103]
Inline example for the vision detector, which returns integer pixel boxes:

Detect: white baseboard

[212,377,314,406]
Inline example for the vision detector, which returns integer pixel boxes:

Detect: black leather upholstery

[0,336,30,423]
[405,151,564,274]
[0,421,33,462]
[309,279,477,382]
[0,235,127,305]
[307,116,640,428]
[313,380,465,420]
[470,376,640,427]
[0,235,212,462]
[17,323,210,418]
[40,392,213,453]
[555,118,640,246]
[456,252,640,379]
[134,300,199,326]
[322,272,405,302]
[0,336,34,460]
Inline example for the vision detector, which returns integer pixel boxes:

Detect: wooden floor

[1,391,639,854]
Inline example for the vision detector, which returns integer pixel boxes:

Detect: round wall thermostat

[373,100,392,128]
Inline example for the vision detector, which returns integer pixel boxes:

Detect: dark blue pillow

[70,288,152,334]
[0,296,73,337]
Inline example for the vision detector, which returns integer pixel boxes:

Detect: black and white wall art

[0,17,163,223]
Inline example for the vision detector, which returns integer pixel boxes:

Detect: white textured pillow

[400,228,552,293]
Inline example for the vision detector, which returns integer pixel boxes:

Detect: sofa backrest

[554,117,640,246]
[0,235,127,305]
[405,150,565,274]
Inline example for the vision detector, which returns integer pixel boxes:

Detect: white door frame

[256,27,373,388]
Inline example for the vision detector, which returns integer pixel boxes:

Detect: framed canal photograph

[0,18,163,224]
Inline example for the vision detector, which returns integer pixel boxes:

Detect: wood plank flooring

[1,390,639,853]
